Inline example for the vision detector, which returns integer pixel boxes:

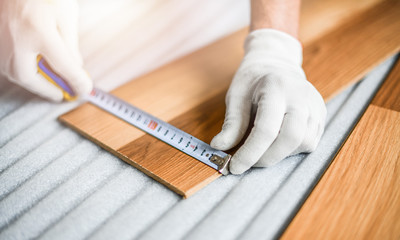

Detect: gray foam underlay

[0,55,396,240]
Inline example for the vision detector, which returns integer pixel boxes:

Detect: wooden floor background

[0,0,399,239]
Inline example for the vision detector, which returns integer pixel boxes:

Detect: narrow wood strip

[282,59,400,239]
[59,0,400,197]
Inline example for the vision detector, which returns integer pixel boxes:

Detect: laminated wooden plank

[59,0,400,197]
[299,0,381,44]
[303,0,400,100]
[282,58,400,239]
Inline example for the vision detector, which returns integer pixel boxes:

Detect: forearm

[250,0,301,38]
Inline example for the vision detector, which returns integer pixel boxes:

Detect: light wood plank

[303,0,400,101]
[300,0,382,44]
[282,59,400,239]
[59,0,400,197]
[60,30,245,150]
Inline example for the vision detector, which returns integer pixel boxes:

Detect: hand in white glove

[0,0,92,101]
[211,29,327,174]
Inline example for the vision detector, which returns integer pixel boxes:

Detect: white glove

[0,0,92,101]
[211,29,327,174]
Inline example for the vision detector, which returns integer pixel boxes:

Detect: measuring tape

[37,55,231,175]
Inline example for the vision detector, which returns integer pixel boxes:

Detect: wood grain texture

[59,0,400,197]
[282,59,400,239]
[300,0,382,44]
[303,0,400,101]
[371,59,400,112]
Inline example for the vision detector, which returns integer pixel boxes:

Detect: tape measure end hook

[210,154,231,175]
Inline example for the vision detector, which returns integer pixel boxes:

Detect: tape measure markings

[86,88,231,175]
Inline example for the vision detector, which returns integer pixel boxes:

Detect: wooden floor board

[59,0,400,197]
[281,58,400,239]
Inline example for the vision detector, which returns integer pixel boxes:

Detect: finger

[254,110,308,167]
[309,113,327,151]
[40,28,92,96]
[210,93,252,151]
[229,88,285,174]
[11,51,63,101]
[291,110,322,155]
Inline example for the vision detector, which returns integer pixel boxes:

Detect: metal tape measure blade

[86,88,231,175]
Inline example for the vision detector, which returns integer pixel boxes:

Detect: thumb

[10,51,64,102]
[40,28,92,97]
[211,93,251,151]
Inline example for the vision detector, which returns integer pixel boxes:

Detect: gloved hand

[211,29,327,174]
[0,0,92,101]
